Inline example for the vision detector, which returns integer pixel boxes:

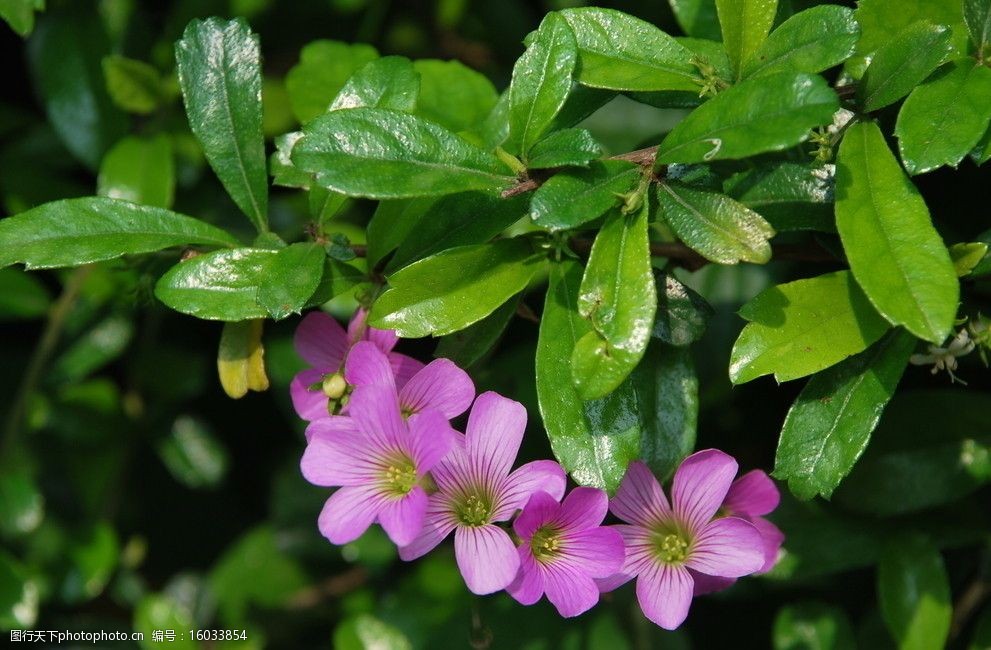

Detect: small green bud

[322,373,347,399]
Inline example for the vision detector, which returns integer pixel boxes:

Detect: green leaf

[773,329,915,500]
[98,135,175,209]
[334,614,412,650]
[835,121,958,343]
[950,242,989,276]
[0,551,37,629]
[366,197,435,267]
[293,108,514,199]
[102,55,167,114]
[369,239,543,337]
[63,521,119,603]
[413,59,499,133]
[878,536,951,650]
[329,55,419,112]
[508,13,577,156]
[0,268,50,320]
[0,0,43,36]
[134,594,196,650]
[653,273,713,346]
[970,605,991,650]
[176,18,269,232]
[387,192,527,272]
[715,0,778,79]
[155,248,274,321]
[773,602,856,650]
[572,204,657,399]
[434,294,518,368]
[559,7,699,92]
[972,124,991,165]
[657,72,838,164]
[0,197,238,270]
[895,59,991,175]
[724,162,835,233]
[27,6,126,169]
[525,128,602,169]
[855,0,967,63]
[530,160,640,231]
[157,415,228,490]
[285,40,378,124]
[635,342,699,481]
[668,0,721,41]
[857,22,953,112]
[0,466,44,537]
[270,132,310,189]
[50,315,133,383]
[657,183,775,264]
[966,0,991,52]
[256,243,325,319]
[730,270,891,384]
[743,6,860,80]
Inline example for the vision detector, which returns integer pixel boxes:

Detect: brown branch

[501,146,661,199]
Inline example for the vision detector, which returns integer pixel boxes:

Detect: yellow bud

[217,320,270,399]
[322,373,347,399]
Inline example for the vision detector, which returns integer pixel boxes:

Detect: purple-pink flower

[290,310,423,421]
[507,488,624,617]
[299,384,454,546]
[606,453,765,630]
[398,392,566,595]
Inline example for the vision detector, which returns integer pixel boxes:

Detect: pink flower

[290,310,423,421]
[606,453,765,630]
[345,341,475,420]
[299,384,454,546]
[507,488,624,617]
[398,392,566,595]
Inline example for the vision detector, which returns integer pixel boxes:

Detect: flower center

[530,526,562,561]
[654,531,690,564]
[382,457,418,496]
[455,493,492,527]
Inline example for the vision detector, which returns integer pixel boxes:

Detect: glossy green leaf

[97,135,175,209]
[773,602,856,650]
[0,0,43,36]
[0,197,238,269]
[434,294,518,368]
[950,242,989,276]
[50,315,133,383]
[155,248,275,321]
[855,0,967,63]
[0,466,44,537]
[878,536,951,650]
[669,0,721,41]
[966,0,991,51]
[157,416,228,490]
[387,192,527,272]
[134,594,196,650]
[102,55,168,114]
[525,128,602,169]
[730,271,891,384]
[413,59,499,133]
[293,108,514,199]
[176,18,268,232]
[0,551,37,629]
[715,0,778,79]
[836,121,958,343]
[653,273,713,346]
[895,59,991,175]
[335,614,412,650]
[270,132,310,189]
[369,239,543,337]
[743,6,859,80]
[27,7,125,169]
[530,160,640,231]
[657,183,775,264]
[285,40,378,124]
[559,8,699,92]
[972,125,991,165]
[857,22,953,112]
[657,73,838,164]
[329,55,419,112]
[0,268,50,320]
[773,329,915,500]
[62,521,119,602]
[550,85,617,132]
[572,204,656,399]
[366,198,435,266]
[635,342,699,481]
[256,243,325,319]
[724,162,835,233]
[508,12,577,156]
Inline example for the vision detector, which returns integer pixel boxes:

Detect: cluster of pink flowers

[292,310,784,629]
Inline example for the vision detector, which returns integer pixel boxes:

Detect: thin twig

[500,146,662,199]
[287,566,368,608]
[950,573,991,641]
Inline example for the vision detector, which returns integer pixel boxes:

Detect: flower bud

[322,373,347,399]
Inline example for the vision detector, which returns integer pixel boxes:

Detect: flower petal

[687,516,764,578]
[672,449,738,533]
[317,486,385,545]
[389,352,424,389]
[347,384,406,448]
[466,391,526,486]
[378,488,428,546]
[724,470,780,518]
[406,409,456,472]
[348,307,398,352]
[295,311,348,370]
[454,525,520,594]
[751,516,785,573]
[556,487,609,532]
[689,570,735,596]
[428,437,471,495]
[636,563,694,631]
[506,548,544,606]
[562,527,625,579]
[513,491,560,540]
[610,461,673,528]
[595,571,634,593]
[399,358,475,419]
[344,341,396,389]
[290,369,330,422]
[494,460,566,520]
[398,496,457,561]
[301,417,379,486]
[544,563,599,618]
